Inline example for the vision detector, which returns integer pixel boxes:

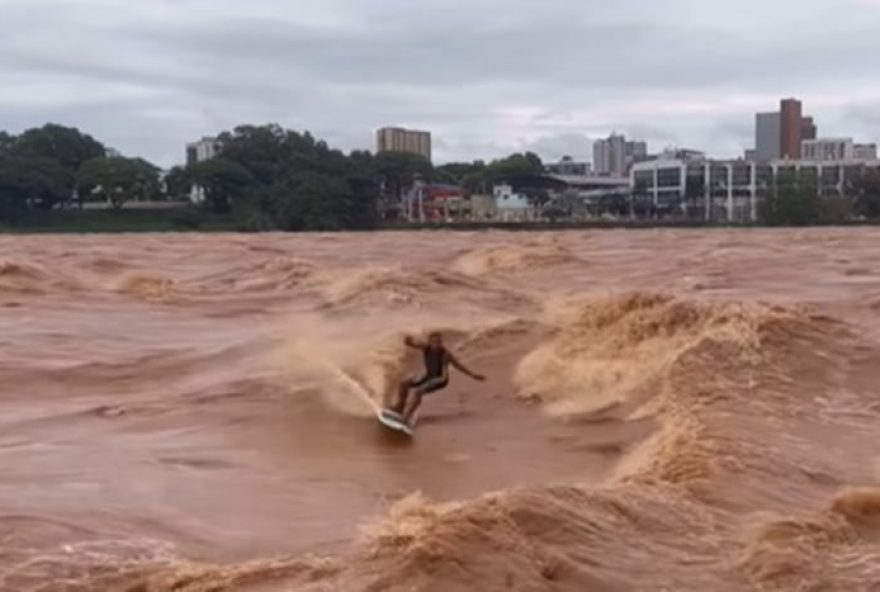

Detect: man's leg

[402,378,447,426]
[392,378,415,414]
[402,390,423,425]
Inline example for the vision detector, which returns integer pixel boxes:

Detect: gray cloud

[1,0,878,166]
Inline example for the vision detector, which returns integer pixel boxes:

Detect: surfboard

[377,409,413,436]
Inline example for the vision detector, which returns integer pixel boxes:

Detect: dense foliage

[186,125,382,230]
[0,124,162,217]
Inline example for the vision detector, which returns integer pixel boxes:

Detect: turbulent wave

[4,231,880,591]
[320,265,531,312]
[452,239,579,276]
[98,291,879,591]
[0,259,82,295]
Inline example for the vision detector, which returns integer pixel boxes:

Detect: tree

[485,152,544,181]
[189,157,255,214]
[189,124,382,230]
[76,157,161,208]
[374,151,433,202]
[0,154,72,214]
[849,167,880,219]
[164,166,191,199]
[759,169,821,226]
[0,132,13,156]
[15,124,105,173]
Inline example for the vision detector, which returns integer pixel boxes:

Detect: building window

[732,165,751,186]
[657,168,681,188]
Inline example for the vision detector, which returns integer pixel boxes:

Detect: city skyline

[2,0,879,168]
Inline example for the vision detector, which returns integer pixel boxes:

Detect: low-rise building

[631,154,880,223]
[802,138,854,161]
[404,182,464,222]
[855,143,878,161]
[493,184,534,222]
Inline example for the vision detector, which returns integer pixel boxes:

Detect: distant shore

[2,207,879,234]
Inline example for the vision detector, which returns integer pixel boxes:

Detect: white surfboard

[377,409,413,436]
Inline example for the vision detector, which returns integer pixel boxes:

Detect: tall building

[593,134,624,175]
[593,134,645,176]
[754,101,817,161]
[376,127,432,161]
[755,112,781,161]
[780,98,804,159]
[625,140,648,165]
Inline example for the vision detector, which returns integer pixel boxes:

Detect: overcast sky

[1,0,878,167]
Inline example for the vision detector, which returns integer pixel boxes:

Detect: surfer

[391,331,485,427]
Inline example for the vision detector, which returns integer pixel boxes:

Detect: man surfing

[387,331,485,428]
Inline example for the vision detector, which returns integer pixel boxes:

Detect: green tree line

[0,124,161,219]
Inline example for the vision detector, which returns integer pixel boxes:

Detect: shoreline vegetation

[3,122,880,233]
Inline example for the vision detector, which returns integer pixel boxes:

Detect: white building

[186,137,222,166]
[802,138,854,162]
[631,154,880,223]
[855,143,878,161]
[493,184,533,221]
[593,134,645,176]
[185,136,224,204]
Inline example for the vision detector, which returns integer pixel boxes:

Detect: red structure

[780,98,803,160]
[406,183,465,221]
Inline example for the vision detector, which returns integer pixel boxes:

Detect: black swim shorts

[408,375,448,395]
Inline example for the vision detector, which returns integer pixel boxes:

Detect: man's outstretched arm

[404,335,427,349]
[448,352,486,381]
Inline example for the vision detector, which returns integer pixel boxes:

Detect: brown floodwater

[0,228,878,591]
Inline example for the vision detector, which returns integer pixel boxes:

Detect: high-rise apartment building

[625,140,648,164]
[780,98,804,159]
[593,134,646,176]
[376,127,432,161]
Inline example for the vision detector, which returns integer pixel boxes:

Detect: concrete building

[855,143,878,161]
[755,100,817,161]
[376,127,432,162]
[186,137,222,166]
[185,137,224,204]
[755,112,781,161]
[593,134,625,175]
[626,140,648,165]
[780,98,804,159]
[631,153,880,223]
[493,184,534,222]
[545,156,591,176]
[593,134,647,176]
[802,138,854,162]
